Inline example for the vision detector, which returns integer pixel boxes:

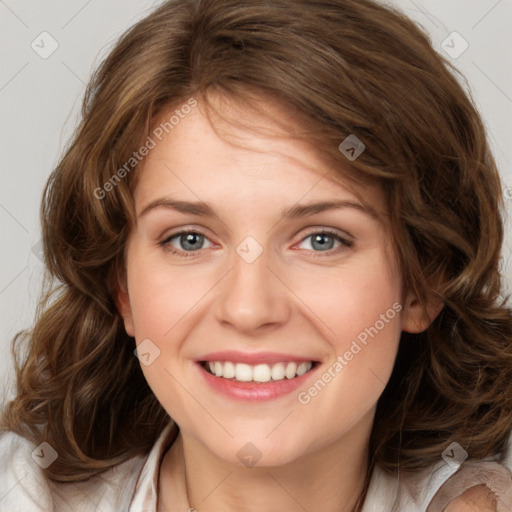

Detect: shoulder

[0,429,148,511]
[427,460,512,512]
[372,458,512,512]
[0,429,54,510]
[443,484,496,511]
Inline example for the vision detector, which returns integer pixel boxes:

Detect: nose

[214,243,291,335]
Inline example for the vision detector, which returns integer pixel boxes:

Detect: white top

[1,422,511,511]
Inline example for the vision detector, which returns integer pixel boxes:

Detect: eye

[160,231,213,256]
[296,230,353,254]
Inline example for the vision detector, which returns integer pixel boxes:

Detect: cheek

[127,255,214,338]
[126,256,219,412]
[290,252,401,351]
[126,263,194,414]
[291,255,402,421]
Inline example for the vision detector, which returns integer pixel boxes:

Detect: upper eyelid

[161,230,212,247]
[301,226,353,240]
[160,225,212,240]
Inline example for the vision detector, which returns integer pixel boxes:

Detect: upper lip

[196,351,319,365]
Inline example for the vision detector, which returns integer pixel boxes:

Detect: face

[117,94,427,467]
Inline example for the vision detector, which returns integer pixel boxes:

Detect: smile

[196,352,321,402]
[202,360,315,383]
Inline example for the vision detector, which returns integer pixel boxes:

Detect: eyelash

[297,229,354,257]
[159,229,353,258]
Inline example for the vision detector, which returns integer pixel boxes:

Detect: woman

[1,1,511,510]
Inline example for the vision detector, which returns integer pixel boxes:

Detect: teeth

[296,362,310,376]
[253,364,271,382]
[223,361,235,379]
[271,362,285,380]
[235,363,252,382]
[204,361,313,382]
[285,362,297,379]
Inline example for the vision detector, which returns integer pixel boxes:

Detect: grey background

[1,0,511,454]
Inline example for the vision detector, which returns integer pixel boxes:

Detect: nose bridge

[214,235,290,332]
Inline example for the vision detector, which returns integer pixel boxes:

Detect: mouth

[195,350,321,401]
[200,360,318,383]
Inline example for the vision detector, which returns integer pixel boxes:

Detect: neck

[158,420,372,512]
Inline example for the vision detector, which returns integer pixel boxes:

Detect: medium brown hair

[2,0,511,490]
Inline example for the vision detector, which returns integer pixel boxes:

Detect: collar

[129,420,179,511]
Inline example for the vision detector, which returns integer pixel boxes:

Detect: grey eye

[164,232,213,252]
[299,233,342,252]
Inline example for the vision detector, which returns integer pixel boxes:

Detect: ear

[115,274,135,337]
[401,291,444,333]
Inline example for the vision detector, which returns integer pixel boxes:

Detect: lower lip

[196,362,319,402]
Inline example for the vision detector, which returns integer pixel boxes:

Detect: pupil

[313,234,333,251]
[182,233,201,250]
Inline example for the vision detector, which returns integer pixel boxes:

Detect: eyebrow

[138,198,378,220]
[283,200,377,219]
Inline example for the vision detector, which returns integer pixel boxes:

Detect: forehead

[135,94,387,216]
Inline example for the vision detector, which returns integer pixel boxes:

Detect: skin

[116,93,440,512]
[444,485,497,512]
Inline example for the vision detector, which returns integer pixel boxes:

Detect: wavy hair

[2,0,511,490]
